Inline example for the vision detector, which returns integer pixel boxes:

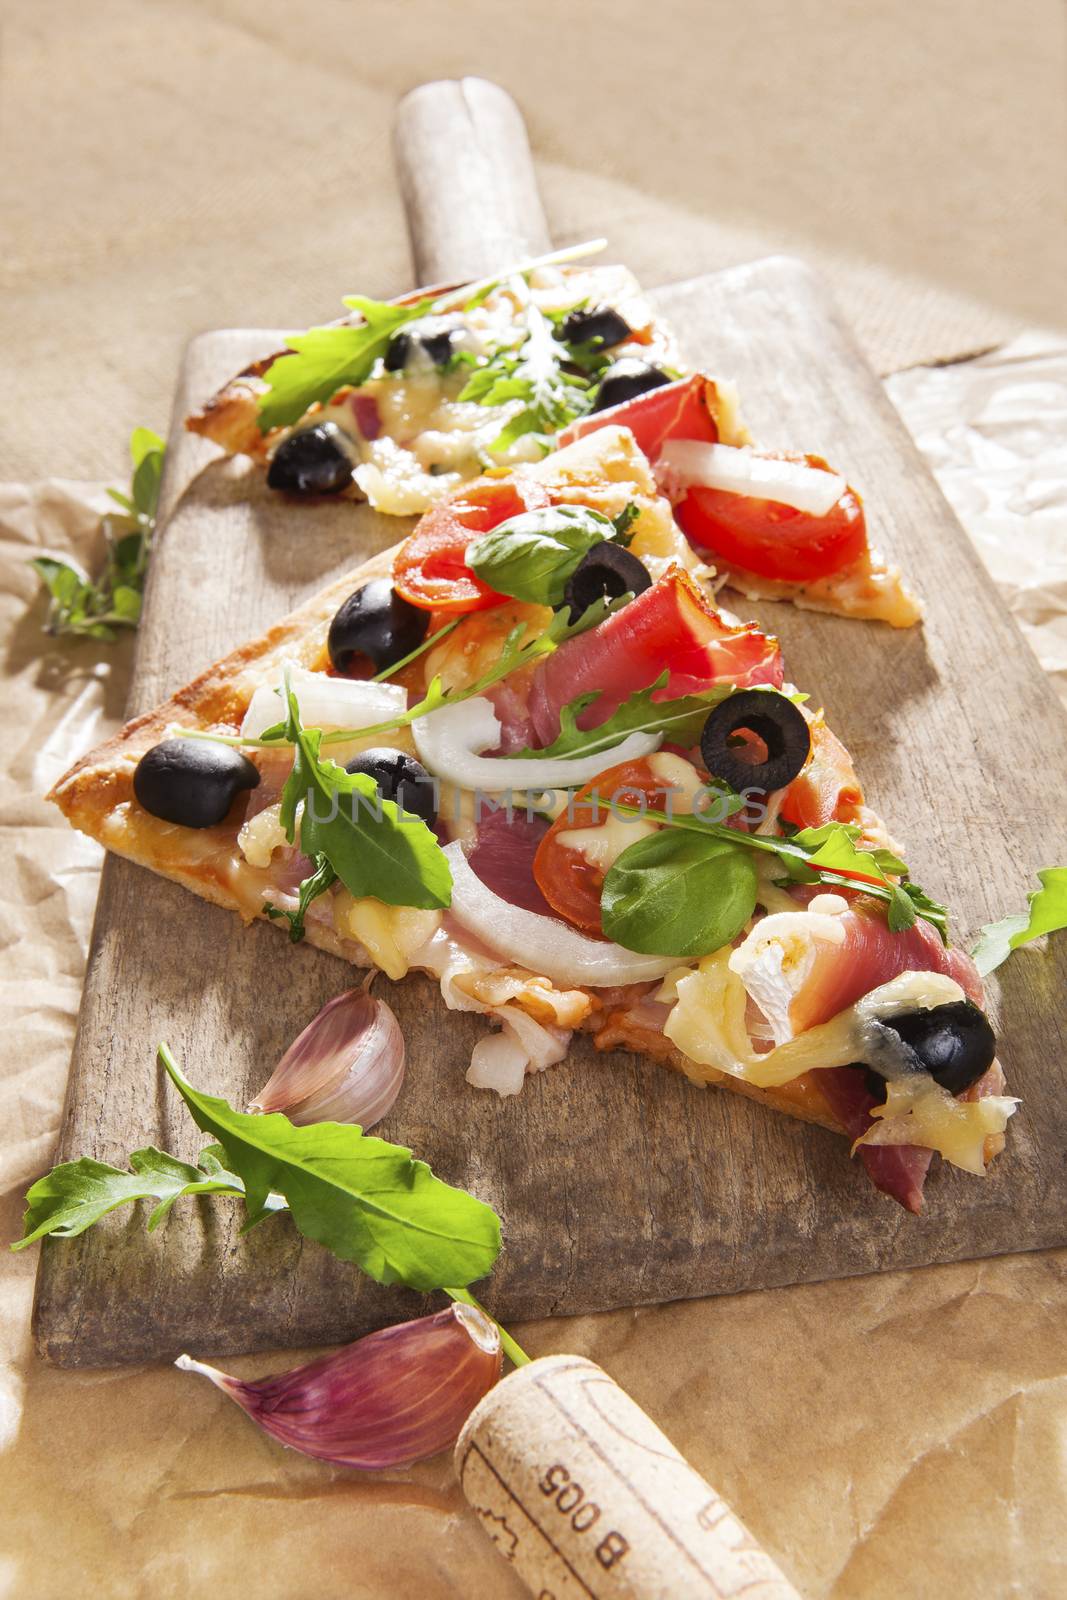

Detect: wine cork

[455,1355,802,1600]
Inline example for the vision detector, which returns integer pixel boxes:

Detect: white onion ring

[444,841,676,988]
[413,696,658,792]
[241,665,406,739]
[659,440,845,518]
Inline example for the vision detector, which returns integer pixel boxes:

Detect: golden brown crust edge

[47,544,398,824]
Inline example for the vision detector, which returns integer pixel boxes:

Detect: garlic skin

[250,987,404,1129]
[176,1303,502,1469]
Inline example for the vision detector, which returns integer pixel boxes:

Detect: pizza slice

[561,375,921,627]
[187,254,683,517]
[50,428,1010,1213]
[186,248,919,627]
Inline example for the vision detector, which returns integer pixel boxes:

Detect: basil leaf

[12,1146,249,1248]
[159,1046,501,1292]
[256,295,435,433]
[467,506,618,605]
[602,829,758,957]
[279,682,452,911]
[971,866,1067,975]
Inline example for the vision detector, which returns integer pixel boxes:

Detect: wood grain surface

[33,93,1067,1368]
[394,77,551,282]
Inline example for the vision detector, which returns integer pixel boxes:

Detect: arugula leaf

[612,502,640,542]
[603,801,950,939]
[791,823,899,887]
[264,854,337,943]
[459,298,594,456]
[511,673,736,763]
[30,427,164,641]
[467,505,622,606]
[971,866,1067,976]
[159,1045,500,1291]
[256,295,435,433]
[602,830,758,957]
[12,1145,249,1249]
[180,596,625,758]
[279,682,451,910]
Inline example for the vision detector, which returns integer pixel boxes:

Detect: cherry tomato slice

[674,452,867,583]
[533,758,681,937]
[393,476,552,613]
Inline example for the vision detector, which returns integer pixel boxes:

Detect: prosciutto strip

[467,809,553,915]
[559,374,722,458]
[815,1066,934,1213]
[496,569,783,751]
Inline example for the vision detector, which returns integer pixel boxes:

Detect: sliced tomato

[674,452,867,583]
[393,476,552,613]
[559,374,721,458]
[779,716,865,829]
[533,758,680,936]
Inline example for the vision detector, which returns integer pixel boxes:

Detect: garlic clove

[250,986,405,1129]
[176,1303,502,1469]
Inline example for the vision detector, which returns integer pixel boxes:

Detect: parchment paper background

[3,1,1067,1594]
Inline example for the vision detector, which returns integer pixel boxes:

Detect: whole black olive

[699,690,811,794]
[327,579,430,676]
[591,359,672,413]
[133,739,259,829]
[266,422,356,495]
[383,321,459,373]
[875,1001,997,1096]
[563,541,652,615]
[559,305,632,350]
[345,748,437,826]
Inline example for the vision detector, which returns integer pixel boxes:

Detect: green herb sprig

[466,503,639,607]
[31,427,164,641]
[458,296,594,457]
[177,594,623,756]
[274,679,452,911]
[971,866,1067,975]
[14,1045,502,1296]
[600,803,949,953]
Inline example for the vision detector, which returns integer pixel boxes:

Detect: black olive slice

[559,305,632,350]
[591,359,672,413]
[327,579,430,676]
[563,541,652,615]
[267,422,356,496]
[876,1000,996,1096]
[133,739,260,829]
[345,749,437,826]
[383,321,460,373]
[699,689,811,793]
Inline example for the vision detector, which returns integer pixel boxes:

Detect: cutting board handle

[393,77,552,285]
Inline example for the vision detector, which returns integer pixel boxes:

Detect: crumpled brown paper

[2,341,1066,1598]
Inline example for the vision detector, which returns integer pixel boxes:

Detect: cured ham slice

[559,374,724,458]
[814,1066,934,1212]
[467,810,552,916]
[732,896,984,1047]
[496,568,783,751]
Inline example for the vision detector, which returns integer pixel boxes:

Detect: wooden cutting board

[34,81,1067,1366]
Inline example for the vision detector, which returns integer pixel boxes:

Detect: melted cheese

[856,1077,1018,1176]
[555,811,658,872]
[334,892,442,981]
